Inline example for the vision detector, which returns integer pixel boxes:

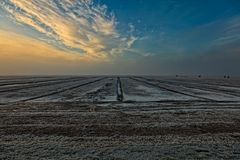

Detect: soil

[0,76,240,159]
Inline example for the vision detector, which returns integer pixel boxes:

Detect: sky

[0,0,240,75]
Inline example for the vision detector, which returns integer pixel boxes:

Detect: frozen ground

[0,76,240,159]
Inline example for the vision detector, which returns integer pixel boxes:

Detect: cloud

[127,36,138,48]
[0,0,137,60]
[213,16,240,45]
[184,16,240,46]
[0,30,106,74]
[0,30,89,61]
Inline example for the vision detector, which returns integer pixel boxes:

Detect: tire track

[0,77,93,93]
[130,77,216,101]
[0,76,52,82]
[0,77,62,86]
[167,78,240,88]
[14,77,107,103]
[141,77,240,98]
[0,76,89,88]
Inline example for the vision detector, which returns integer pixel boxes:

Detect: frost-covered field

[0,76,240,159]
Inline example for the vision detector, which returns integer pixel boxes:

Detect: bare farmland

[0,76,240,159]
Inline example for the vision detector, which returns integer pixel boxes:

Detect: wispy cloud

[0,30,87,61]
[213,16,240,45]
[0,0,137,60]
[0,30,99,75]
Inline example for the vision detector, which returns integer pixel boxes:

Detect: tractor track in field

[0,77,64,87]
[130,77,216,101]
[165,78,240,88]
[0,76,89,88]
[140,77,240,98]
[12,77,107,103]
[0,77,94,93]
[0,76,54,82]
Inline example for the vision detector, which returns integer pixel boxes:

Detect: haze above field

[0,0,240,75]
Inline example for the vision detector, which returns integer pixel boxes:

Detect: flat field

[1,76,240,159]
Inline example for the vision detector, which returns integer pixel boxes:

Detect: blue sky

[101,0,240,55]
[0,0,240,75]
